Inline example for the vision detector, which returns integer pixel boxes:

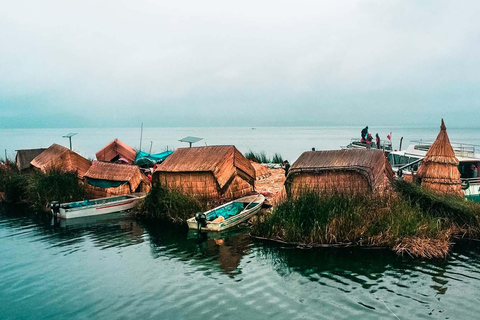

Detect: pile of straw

[417,119,463,197]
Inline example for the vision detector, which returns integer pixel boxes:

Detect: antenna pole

[149,141,153,154]
[139,123,143,152]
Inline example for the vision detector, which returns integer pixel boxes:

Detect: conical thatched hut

[286,149,393,197]
[83,161,151,198]
[417,119,463,196]
[15,148,47,171]
[30,144,92,178]
[96,139,137,164]
[153,146,255,200]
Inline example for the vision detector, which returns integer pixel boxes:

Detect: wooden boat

[187,194,265,232]
[51,193,146,219]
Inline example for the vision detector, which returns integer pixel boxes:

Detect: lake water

[1,125,480,163]
[2,204,480,320]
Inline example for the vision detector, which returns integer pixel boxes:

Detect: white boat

[343,138,393,154]
[51,193,146,219]
[187,194,265,232]
[388,141,480,201]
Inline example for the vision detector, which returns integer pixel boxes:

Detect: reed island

[1,120,480,259]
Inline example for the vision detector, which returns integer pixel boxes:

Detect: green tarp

[87,178,127,189]
[135,150,173,164]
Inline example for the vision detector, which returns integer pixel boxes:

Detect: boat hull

[187,194,265,232]
[57,193,146,219]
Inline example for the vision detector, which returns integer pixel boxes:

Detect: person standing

[361,126,369,143]
[472,165,478,178]
[375,133,380,149]
[283,160,290,177]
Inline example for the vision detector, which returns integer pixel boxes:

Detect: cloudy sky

[1,0,479,128]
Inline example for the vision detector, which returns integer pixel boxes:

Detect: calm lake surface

[1,126,480,163]
[2,204,480,320]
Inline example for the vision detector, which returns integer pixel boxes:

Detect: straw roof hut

[84,161,151,198]
[286,149,393,197]
[30,144,92,178]
[417,119,463,196]
[15,148,47,171]
[153,146,255,200]
[96,139,136,164]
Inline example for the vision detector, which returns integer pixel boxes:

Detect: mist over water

[2,126,480,163]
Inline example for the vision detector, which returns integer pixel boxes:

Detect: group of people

[360,126,381,149]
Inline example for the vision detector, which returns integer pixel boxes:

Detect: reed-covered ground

[252,180,480,258]
[0,165,87,211]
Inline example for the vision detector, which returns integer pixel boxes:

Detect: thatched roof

[155,146,255,187]
[417,119,462,196]
[30,144,92,178]
[84,161,149,192]
[288,149,393,188]
[15,148,47,170]
[96,139,136,164]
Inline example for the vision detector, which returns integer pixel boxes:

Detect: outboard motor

[50,201,60,223]
[195,212,207,231]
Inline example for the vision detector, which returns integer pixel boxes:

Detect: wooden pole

[4,149,6,161]
[149,141,153,154]
[139,123,143,152]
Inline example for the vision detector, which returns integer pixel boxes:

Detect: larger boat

[51,193,146,219]
[343,138,393,154]
[388,141,480,201]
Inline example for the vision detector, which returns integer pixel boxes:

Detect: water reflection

[3,203,480,319]
[0,204,145,249]
[143,222,252,277]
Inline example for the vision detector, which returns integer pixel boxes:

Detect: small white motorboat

[51,193,146,219]
[187,194,265,232]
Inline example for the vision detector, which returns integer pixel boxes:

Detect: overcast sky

[1,0,479,128]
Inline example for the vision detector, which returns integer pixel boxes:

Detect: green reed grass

[1,166,87,210]
[135,184,206,224]
[251,183,480,249]
[244,150,284,164]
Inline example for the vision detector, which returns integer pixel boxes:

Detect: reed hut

[96,139,136,164]
[153,146,255,200]
[83,161,151,198]
[15,148,47,171]
[417,119,463,196]
[30,144,92,178]
[286,149,393,197]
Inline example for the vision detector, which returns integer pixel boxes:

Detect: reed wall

[288,171,370,197]
[156,171,253,200]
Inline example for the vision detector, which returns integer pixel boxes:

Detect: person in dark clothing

[375,133,380,149]
[361,126,369,143]
[283,160,290,177]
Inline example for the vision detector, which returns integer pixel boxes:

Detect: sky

[1,0,479,128]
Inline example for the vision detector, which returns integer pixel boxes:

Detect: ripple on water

[3,207,480,320]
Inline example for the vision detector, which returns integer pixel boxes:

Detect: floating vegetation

[252,180,480,259]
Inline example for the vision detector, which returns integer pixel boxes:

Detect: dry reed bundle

[417,119,463,196]
[393,235,451,259]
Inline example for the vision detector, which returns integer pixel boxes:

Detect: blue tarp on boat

[135,151,173,165]
[207,202,244,221]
